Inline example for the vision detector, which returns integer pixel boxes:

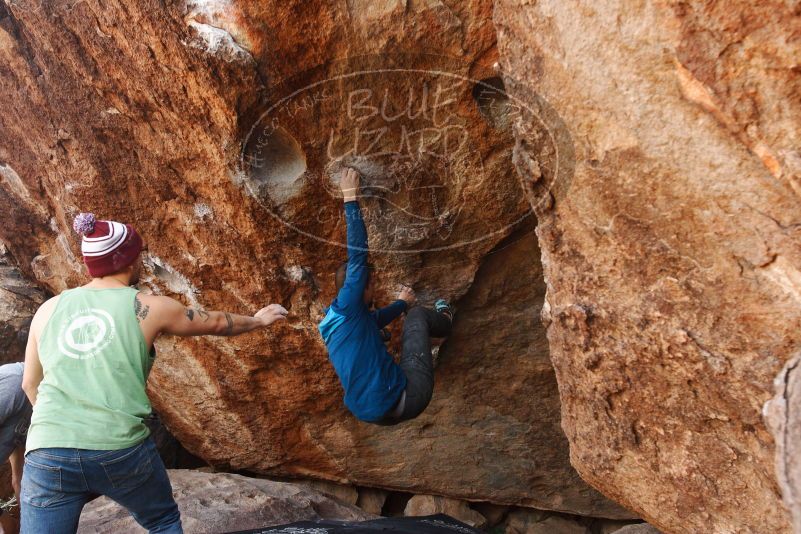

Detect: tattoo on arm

[185,307,210,322]
[224,313,234,336]
[134,295,150,322]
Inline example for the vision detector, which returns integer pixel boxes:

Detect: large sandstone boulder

[495,0,801,532]
[0,0,627,519]
[77,469,372,533]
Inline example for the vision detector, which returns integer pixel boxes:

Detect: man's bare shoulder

[40,294,61,308]
[34,295,60,318]
[29,295,61,337]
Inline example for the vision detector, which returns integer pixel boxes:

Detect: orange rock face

[495,1,801,532]
[0,0,628,519]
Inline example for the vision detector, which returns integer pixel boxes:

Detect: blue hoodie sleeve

[334,201,369,312]
[372,300,407,329]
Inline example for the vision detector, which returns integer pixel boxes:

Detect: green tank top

[27,286,153,452]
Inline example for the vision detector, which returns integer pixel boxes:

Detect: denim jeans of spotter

[21,437,182,534]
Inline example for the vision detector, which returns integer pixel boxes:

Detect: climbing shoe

[434,298,453,320]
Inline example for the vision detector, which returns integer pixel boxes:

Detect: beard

[129,265,141,286]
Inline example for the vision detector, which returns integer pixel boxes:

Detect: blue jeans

[21,437,182,534]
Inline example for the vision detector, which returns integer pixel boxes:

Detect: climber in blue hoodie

[318,167,453,424]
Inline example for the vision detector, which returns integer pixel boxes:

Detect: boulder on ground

[356,488,389,516]
[472,502,510,527]
[77,470,373,534]
[597,520,646,534]
[297,479,359,506]
[611,524,662,534]
[504,508,590,534]
[404,495,486,529]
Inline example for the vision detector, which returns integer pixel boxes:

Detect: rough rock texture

[76,469,372,533]
[495,1,801,533]
[404,495,486,529]
[0,0,626,519]
[503,509,589,534]
[0,245,43,501]
[356,488,388,516]
[0,243,45,365]
[611,525,662,534]
[765,354,801,533]
[473,502,509,528]
[599,521,649,534]
[297,480,358,506]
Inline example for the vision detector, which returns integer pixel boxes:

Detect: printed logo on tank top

[56,308,117,360]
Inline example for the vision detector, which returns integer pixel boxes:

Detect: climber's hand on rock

[255,304,288,326]
[340,167,360,202]
[398,284,416,307]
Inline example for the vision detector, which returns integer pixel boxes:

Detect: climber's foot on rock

[431,300,452,369]
[434,298,453,322]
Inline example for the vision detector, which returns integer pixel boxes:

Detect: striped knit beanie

[72,213,143,278]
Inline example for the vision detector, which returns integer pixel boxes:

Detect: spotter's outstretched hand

[255,304,288,326]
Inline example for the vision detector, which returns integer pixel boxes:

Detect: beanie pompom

[73,212,96,236]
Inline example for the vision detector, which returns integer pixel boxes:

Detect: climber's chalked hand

[397,284,416,307]
[340,167,360,202]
